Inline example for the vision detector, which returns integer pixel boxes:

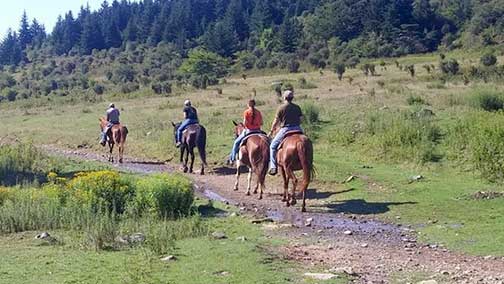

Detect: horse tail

[297,137,314,184]
[122,126,129,136]
[197,126,208,166]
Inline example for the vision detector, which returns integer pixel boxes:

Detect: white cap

[283,90,294,100]
[109,103,115,108]
[184,100,191,106]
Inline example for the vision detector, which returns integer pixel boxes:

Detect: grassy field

[2,50,504,256]
[0,213,347,284]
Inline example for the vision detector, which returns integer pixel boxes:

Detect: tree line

[0,0,503,68]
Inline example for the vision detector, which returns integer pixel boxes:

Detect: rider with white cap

[100,103,120,146]
[268,90,304,175]
[176,100,199,147]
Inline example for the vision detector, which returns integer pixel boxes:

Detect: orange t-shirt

[243,108,262,130]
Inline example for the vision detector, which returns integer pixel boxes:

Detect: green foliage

[446,111,504,182]
[440,58,460,75]
[287,59,300,73]
[406,95,428,106]
[132,174,193,218]
[333,62,346,80]
[480,53,498,67]
[179,49,229,82]
[68,171,133,214]
[297,77,317,89]
[93,83,105,95]
[0,143,58,185]
[363,111,441,164]
[469,89,504,112]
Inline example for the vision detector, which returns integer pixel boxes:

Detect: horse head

[171,121,181,140]
[99,117,107,130]
[232,120,245,138]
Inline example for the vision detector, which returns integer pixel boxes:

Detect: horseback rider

[176,100,199,148]
[100,103,120,146]
[228,99,263,164]
[268,90,303,176]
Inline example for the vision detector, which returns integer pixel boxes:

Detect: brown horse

[271,127,314,212]
[232,121,270,199]
[99,117,128,163]
[172,122,207,175]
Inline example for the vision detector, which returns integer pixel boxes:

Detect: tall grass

[363,110,441,164]
[0,143,59,185]
[445,110,504,182]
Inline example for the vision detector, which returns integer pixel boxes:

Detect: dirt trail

[43,146,504,284]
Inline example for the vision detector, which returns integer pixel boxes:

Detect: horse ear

[232,120,238,126]
[171,121,176,127]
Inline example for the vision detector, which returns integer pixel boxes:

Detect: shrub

[480,53,497,67]
[301,102,320,124]
[0,143,57,186]
[440,59,459,75]
[446,112,504,182]
[333,62,346,80]
[120,82,140,94]
[93,84,105,95]
[298,77,317,89]
[406,95,428,106]
[68,171,133,214]
[470,90,504,112]
[131,174,193,218]
[288,60,300,73]
[2,88,17,101]
[364,111,441,164]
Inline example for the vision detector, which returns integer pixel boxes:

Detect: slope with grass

[2,50,504,260]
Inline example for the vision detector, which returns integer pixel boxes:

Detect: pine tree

[250,0,272,32]
[80,15,104,54]
[123,17,138,42]
[203,20,239,57]
[0,30,22,65]
[30,19,46,48]
[18,11,33,50]
[277,17,301,53]
[224,0,249,41]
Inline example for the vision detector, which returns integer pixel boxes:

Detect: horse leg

[183,146,189,173]
[289,170,299,206]
[233,161,241,191]
[246,168,253,196]
[188,148,195,174]
[117,144,123,164]
[108,143,114,163]
[280,167,289,204]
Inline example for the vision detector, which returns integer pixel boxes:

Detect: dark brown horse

[172,122,207,175]
[232,121,270,199]
[99,117,128,163]
[271,127,314,212]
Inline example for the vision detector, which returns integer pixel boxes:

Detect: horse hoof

[258,196,263,200]
[183,168,188,173]
[281,198,287,202]
[291,199,297,206]
[246,192,251,196]
[233,187,238,191]
[119,159,123,164]
[301,207,307,213]
[253,190,258,194]
[286,202,290,207]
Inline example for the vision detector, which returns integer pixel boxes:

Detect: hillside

[0,0,504,102]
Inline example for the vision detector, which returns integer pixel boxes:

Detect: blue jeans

[270,126,303,169]
[100,122,118,143]
[230,130,249,161]
[177,119,198,143]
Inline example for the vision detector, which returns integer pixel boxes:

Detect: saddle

[239,130,268,147]
[278,130,304,149]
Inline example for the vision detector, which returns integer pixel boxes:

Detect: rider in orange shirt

[228,99,263,163]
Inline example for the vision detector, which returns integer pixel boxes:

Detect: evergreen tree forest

[0,0,503,100]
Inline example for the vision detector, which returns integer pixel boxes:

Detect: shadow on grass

[0,172,46,187]
[305,187,355,200]
[313,199,416,215]
[197,203,228,218]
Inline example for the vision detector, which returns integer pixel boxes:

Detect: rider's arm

[269,117,279,136]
